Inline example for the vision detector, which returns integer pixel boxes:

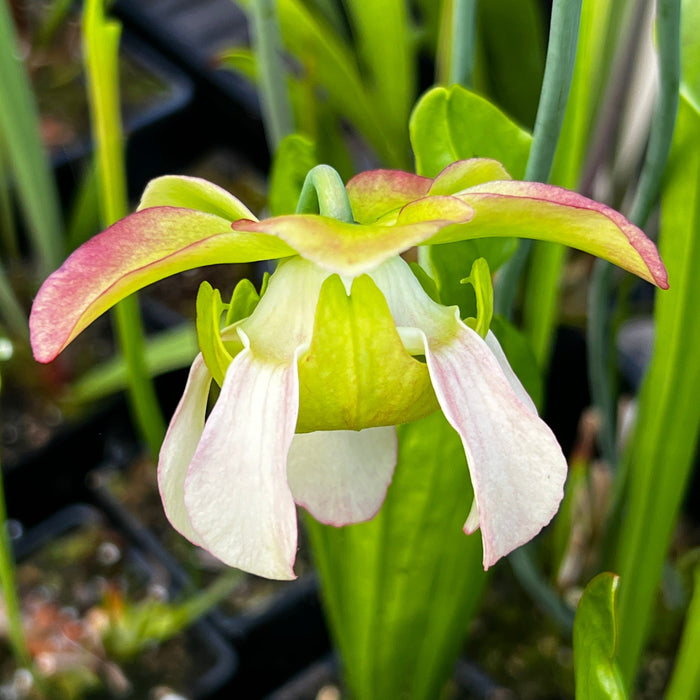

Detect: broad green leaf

[475,0,545,128]
[268,134,317,216]
[574,573,627,700]
[614,97,700,683]
[409,85,532,178]
[306,410,488,700]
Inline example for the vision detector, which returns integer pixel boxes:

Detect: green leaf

[614,97,700,684]
[0,0,63,277]
[409,85,532,178]
[306,410,488,700]
[574,573,627,700]
[475,0,546,128]
[681,0,700,112]
[344,0,414,161]
[268,134,317,216]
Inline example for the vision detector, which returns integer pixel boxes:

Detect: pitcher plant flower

[30,159,667,580]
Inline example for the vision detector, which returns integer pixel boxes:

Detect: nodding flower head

[30,159,667,579]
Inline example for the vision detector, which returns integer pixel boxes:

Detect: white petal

[158,354,211,546]
[287,426,397,525]
[184,349,300,580]
[425,322,567,569]
[464,499,480,534]
[484,330,538,414]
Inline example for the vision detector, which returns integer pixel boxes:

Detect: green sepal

[225,278,262,326]
[196,281,233,387]
[296,274,439,432]
[460,257,492,338]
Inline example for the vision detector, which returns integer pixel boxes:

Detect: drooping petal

[425,180,668,288]
[370,257,566,568]
[287,426,397,525]
[426,321,567,568]
[231,204,472,277]
[30,207,295,363]
[484,330,537,414]
[345,169,431,224]
[184,349,301,580]
[138,174,256,220]
[158,354,211,546]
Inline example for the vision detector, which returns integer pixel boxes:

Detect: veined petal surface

[184,349,301,580]
[287,426,398,525]
[371,257,566,568]
[426,181,668,288]
[158,354,211,546]
[231,208,472,277]
[30,207,295,362]
[426,322,567,568]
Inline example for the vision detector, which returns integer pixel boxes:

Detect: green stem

[495,0,583,318]
[296,164,354,222]
[0,263,29,342]
[82,0,165,457]
[249,0,294,152]
[175,568,245,631]
[449,0,477,88]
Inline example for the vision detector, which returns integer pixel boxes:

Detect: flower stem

[296,164,354,223]
[249,0,294,152]
[82,0,165,457]
[449,0,478,88]
[495,0,582,318]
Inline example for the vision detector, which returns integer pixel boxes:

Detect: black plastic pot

[9,503,238,699]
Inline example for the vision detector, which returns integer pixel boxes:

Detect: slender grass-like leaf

[665,563,700,700]
[0,0,63,278]
[82,0,165,455]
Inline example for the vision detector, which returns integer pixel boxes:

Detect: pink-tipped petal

[450,181,668,289]
[346,169,431,224]
[287,426,397,525]
[158,355,211,546]
[30,207,295,363]
[184,349,300,580]
[426,322,567,569]
[231,215,470,277]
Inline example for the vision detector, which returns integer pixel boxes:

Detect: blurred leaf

[475,0,546,128]
[614,94,700,684]
[574,573,627,700]
[306,411,487,700]
[0,0,63,277]
[681,0,700,112]
[409,85,531,178]
[268,134,317,215]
